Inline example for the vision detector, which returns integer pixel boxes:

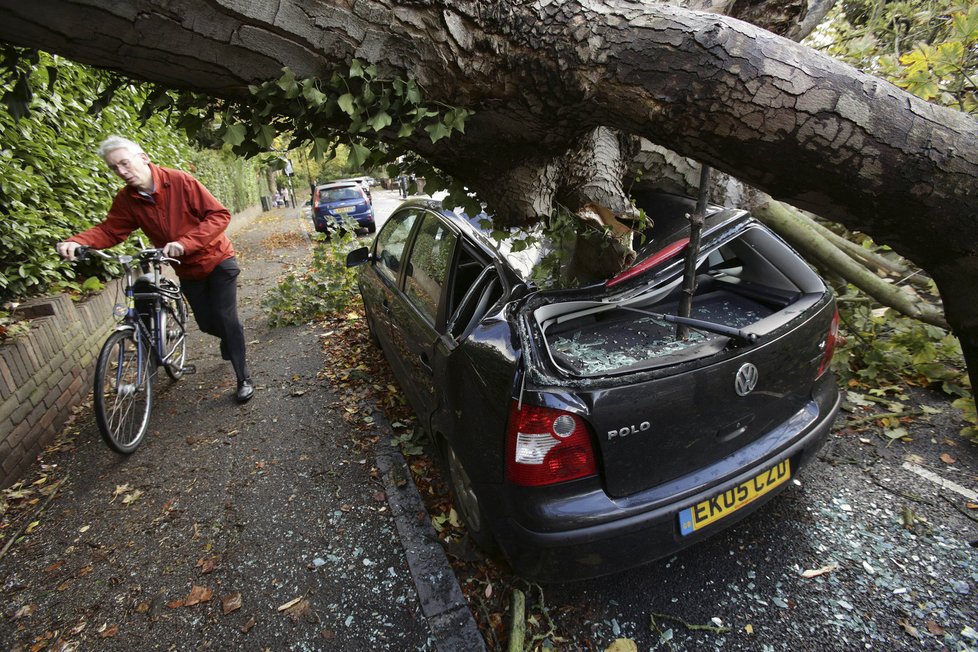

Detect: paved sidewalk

[0,207,483,650]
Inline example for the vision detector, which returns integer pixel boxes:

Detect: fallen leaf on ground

[898,619,920,638]
[112,484,130,497]
[940,453,956,465]
[282,597,313,622]
[222,592,243,615]
[801,562,840,578]
[277,597,302,612]
[167,599,185,609]
[13,604,34,619]
[926,621,945,636]
[241,616,256,633]
[98,624,119,638]
[184,585,214,606]
[196,555,221,574]
[122,489,143,505]
[605,639,638,652]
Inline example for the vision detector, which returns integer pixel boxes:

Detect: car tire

[442,439,498,553]
[367,224,376,233]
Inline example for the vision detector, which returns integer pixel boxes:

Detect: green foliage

[261,224,361,327]
[816,0,978,113]
[833,285,976,442]
[834,290,969,394]
[0,308,30,343]
[0,45,262,303]
[176,61,472,177]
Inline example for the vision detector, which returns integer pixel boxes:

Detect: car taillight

[817,308,839,377]
[506,401,597,487]
[606,238,689,287]
[312,188,320,206]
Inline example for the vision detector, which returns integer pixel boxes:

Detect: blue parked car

[312,181,375,234]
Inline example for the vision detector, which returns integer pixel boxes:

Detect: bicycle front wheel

[162,294,188,380]
[94,329,154,454]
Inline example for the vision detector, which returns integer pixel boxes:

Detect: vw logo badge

[735,363,759,396]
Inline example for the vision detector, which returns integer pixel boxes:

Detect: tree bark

[1,0,977,388]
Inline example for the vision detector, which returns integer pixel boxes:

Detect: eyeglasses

[108,159,135,173]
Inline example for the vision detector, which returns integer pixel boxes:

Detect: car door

[387,210,459,420]
[361,208,420,371]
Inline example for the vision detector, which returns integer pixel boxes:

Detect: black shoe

[236,378,255,403]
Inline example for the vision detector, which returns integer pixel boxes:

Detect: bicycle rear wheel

[94,329,154,454]
[161,294,188,380]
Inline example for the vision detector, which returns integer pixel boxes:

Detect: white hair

[97,136,147,161]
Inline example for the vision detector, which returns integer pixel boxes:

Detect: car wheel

[367,224,376,233]
[443,440,497,553]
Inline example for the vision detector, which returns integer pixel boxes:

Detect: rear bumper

[483,383,840,582]
[313,208,375,232]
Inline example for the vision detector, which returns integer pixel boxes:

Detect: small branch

[650,612,732,634]
[754,199,949,328]
[844,409,925,427]
[862,468,935,506]
[940,493,978,524]
[507,588,526,652]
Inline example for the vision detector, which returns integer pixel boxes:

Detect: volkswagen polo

[346,192,840,581]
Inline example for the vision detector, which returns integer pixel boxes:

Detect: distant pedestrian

[281,186,290,207]
[56,135,255,403]
[398,175,408,199]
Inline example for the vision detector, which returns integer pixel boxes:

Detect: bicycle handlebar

[74,246,181,266]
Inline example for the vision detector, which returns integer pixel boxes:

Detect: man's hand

[56,241,81,261]
[163,242,185,258]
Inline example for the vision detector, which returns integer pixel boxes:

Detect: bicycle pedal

[181,364,197,375]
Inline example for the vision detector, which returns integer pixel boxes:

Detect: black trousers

[180,257,249,382]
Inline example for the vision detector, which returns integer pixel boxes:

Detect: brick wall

[0,285,120,487]
[0,204,265,488]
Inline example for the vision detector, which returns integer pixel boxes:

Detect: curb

[374,420,487,652]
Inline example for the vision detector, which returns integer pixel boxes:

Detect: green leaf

[276,68,299,97]
[338,93,356,116]
[255,123,276,150]
[302,83,328,107]
[405,80,422,105]
[425,121,451,143]
[222,123,247,147]
[349,59,364,79]
[368,110,392,132]
[347,142,370,168]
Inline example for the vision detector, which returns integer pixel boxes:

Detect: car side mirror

[346,246,372,268]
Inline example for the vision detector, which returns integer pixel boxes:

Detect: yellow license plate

[679,459,791,536]
[336,206,355,214]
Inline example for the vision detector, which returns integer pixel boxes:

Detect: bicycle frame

[90,247,186,381]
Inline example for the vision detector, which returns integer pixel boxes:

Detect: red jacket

[70,164,234,280]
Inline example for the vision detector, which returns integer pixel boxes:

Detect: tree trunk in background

[1,0,977,390]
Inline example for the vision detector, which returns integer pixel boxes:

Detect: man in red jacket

[57,136,254,403]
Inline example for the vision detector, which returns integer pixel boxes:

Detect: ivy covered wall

[0,48,262,304]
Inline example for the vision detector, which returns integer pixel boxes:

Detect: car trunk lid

[520,219,834,498]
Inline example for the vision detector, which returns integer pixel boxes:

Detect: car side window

[447,245,502,339]
[375,209,419,285]
[404,214,458,323]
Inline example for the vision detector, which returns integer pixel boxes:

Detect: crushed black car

[346,192,840,581]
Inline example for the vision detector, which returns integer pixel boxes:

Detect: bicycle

[75,245,195,453]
